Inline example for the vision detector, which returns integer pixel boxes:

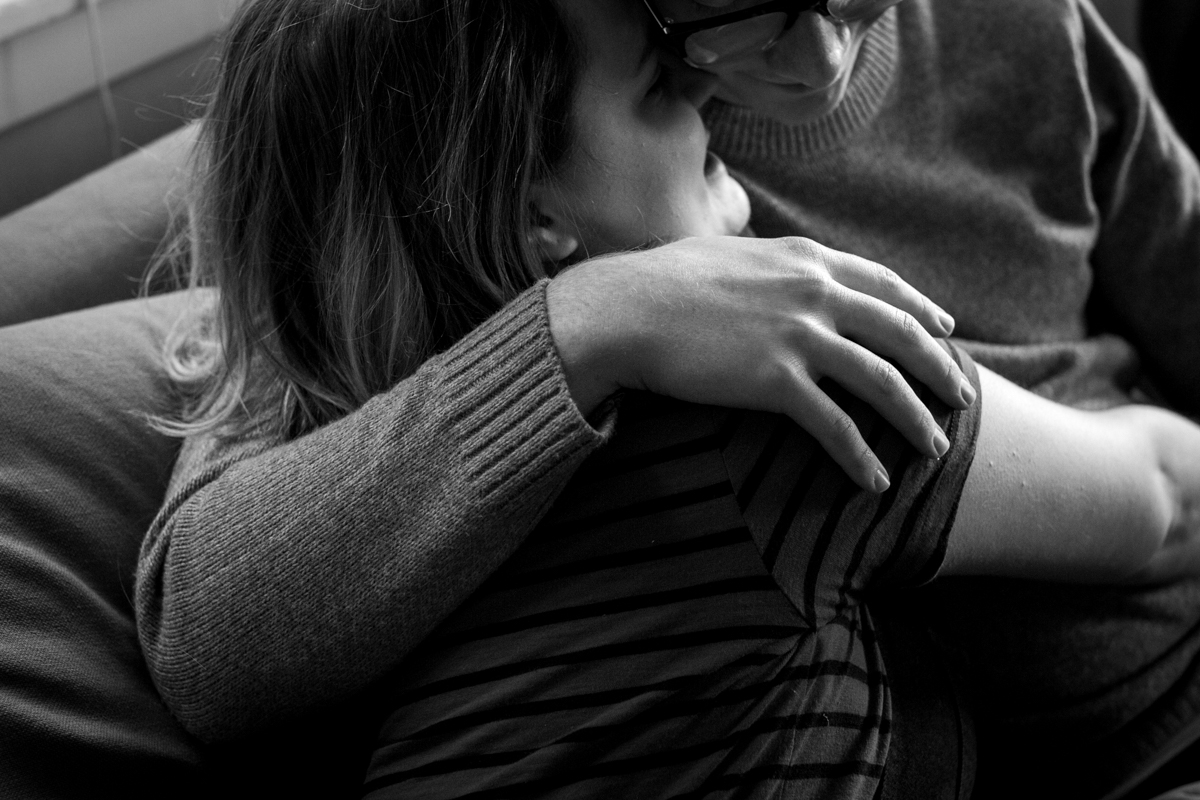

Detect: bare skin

[944,368,1200,585]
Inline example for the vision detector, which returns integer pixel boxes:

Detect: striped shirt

[363,347,981,800]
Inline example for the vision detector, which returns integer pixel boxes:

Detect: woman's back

[365,360,981,800]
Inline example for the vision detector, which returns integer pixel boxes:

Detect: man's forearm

[0,121,197,327]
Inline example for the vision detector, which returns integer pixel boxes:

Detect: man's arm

[0,122,197,327]
[1081,0,1200,414]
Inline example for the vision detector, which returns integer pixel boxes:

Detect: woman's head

[530,0,750,259]
[177,0,747,438]
[182,0,579,435]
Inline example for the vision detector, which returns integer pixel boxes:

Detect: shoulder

[922,0,1081,31]
[896,0,1110,151]
[720,343,983,623]
[912,0,1089,72]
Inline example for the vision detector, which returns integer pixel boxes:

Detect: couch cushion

[0,293,382,799]
[0,293,203,799]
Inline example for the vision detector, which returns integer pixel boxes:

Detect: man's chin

[717,77,852,125]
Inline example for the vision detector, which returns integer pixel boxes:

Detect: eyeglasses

[641,0,904,66]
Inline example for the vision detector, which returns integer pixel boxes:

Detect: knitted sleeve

[1082,0,1200,414]
[135,280,610,743]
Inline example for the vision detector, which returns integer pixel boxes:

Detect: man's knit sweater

[137,0,1200,795]
[705,1,1200,797]
[707,0,1200,413]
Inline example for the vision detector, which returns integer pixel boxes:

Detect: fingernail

[959,379,977,406]
[937,310,955,336]
[932,430,950,457]
[872,468,891,493]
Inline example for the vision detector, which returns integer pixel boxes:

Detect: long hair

[159,0,579,440]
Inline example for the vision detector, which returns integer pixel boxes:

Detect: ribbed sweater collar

[705,8,899,160]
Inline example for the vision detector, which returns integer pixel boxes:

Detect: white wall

[0,0,1149,217]
[0,0,238,133]
[0,0,238,214]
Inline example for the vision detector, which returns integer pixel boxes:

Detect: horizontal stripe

[393,654,878,745]
[802,477,863,623]
[497,527,750,589]
[761,446,828,570]
[541,481,732,536]
[437,576,778,646]
[391,626,807,704]
[364,712,887,796]
[659,760,886,800]
[734,417,789,508]
[554,669,883,746]
[840,450,911,608]
[795,420,886,621]
[581,411,739,482]
[364,360,984,800]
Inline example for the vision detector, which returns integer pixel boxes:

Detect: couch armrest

[0,121,197,327]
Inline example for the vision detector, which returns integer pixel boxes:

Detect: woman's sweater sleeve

[135,281,610,743]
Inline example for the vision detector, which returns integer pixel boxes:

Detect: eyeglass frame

[640,0,834,62]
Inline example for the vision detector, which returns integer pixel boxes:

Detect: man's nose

[761,11,852,88]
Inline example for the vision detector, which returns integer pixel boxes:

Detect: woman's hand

[546,235,974,492]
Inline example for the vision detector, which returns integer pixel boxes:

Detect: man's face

[646,0,893,125]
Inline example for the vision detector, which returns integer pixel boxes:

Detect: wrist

[545,267,629,416]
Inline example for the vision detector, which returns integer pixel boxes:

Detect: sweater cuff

[435,280,613,502]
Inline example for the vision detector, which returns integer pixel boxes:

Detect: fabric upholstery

[0,292,390,799]
[0,293,203,799]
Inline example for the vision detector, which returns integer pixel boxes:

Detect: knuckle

[773,237,844,309]
[943,354,962,384]
[764,359,797,396]
[874,263,901,291]
[788,314,831,351]
[801,276,834,308]
[761,356,811,407]
[871,359,905,396]
[828,410,860,444]
[896,311,922,344]
[779,235,819,259]
[781,271,834,311]
[877,264,916,302]
[779,237,829,275]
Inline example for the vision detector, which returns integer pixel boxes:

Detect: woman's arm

[941,366,1200,583]
[137,285,598,743]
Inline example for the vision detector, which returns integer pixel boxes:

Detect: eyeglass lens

[685,13,788,64]
[678,0,903,66]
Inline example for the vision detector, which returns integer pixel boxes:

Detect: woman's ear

[529,224,580,263]
[527,185,580,264]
